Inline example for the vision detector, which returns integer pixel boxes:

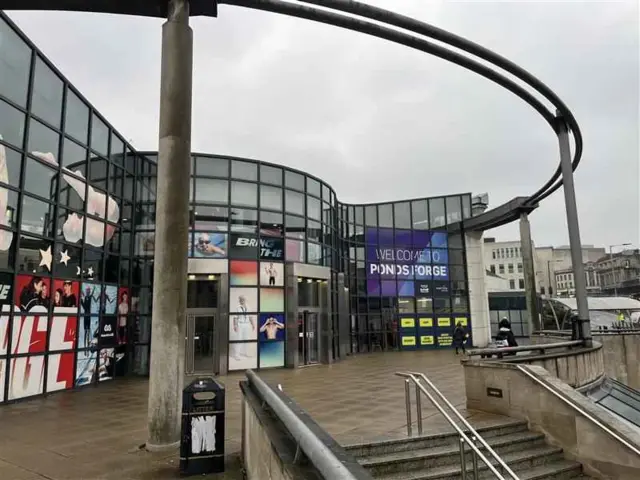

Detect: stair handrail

[517,365,640,456]
[408,371,520,479]
[397,372,520,480]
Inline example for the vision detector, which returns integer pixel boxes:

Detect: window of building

[28,118,60,157]
[197,156,228,177]
[411,199,428,229]
[365,205,377,227]
[394,202,411,229]
[307,196,321,221]
[517,263,523,273]
[307,177,321,197]
[285,214,305,239]
[64,89,90,145]
[195,178,228,204]
[354,206,363,225]
[429,198,445,227]
[0,144,22,189]
[23,156,57,200]
[90,113,109,156]
[285,171,305,191]
[445,196,461,224]
[509,279,516,290]
[260,185,282,211]
[0,99,25,149]
[31,56,64,129]
[260,164,282,185]
[541,286,546,295]
[20,194,54,237]
[499,264,505,274]
[461,195,471,219]
[378,203,393,228]
[492,250,496,259]
[490,265,496,274]
[285,190,304,216]
[193,205,228,231]
[0,18,32,107]
[519,279,525,289]
[230,181,257,207]
[259,210,283,236]
[230,208,258,233]
[508,264,514,274]
[231,160,257,181]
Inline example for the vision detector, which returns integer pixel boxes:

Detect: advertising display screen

[365,228,449,295]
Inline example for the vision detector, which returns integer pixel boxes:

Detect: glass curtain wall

[0,13,135,402]
[340,195,473,353]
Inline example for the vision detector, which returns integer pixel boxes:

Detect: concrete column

[464,230,491,347]
[146,0,193,452]
[285,264,299,368]
[519,212,540,334]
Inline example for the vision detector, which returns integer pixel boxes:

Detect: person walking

[495,317,518,358]
[452,321,468,355]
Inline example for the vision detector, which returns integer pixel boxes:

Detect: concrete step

[370,445,570,480]
[359,430,547,476]
[345,419,529,458]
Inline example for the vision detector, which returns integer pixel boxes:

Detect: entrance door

[298,310,320,365]
[185,310,218,375]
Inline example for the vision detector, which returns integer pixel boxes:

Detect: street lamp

[609,243,632,297]
[546,259,563,297]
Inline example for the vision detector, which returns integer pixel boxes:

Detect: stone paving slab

[0,350,510,479]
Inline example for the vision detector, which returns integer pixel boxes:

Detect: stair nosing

[359,431,546,466]
[344,419,528,450]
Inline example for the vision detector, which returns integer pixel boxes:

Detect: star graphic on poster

[87,266,94,277]
[60,249,71,266]
[39,246,52,271]
[76,266,82,276]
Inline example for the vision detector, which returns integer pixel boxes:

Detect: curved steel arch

[218,0,582,221]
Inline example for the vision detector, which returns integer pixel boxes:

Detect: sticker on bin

[191,415,217,454]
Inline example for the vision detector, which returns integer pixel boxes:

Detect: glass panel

[285,171,304,191]
[62,137,87,169]
[23,157,57,199]
[462,195,471,219]
[354,206,363,224]
[378,203,393,228]
[260,164,282,185]
[0,144,22,189]
[193,205,228,231]
[285,215,305,239]
[194,178,228,204]
[429,198,446,228]
[197,156,228,177]
[260,185,282,211]
[230,208,258,233]
[230,181,257,207]
[307,220,322,243]
[0,99,26,149]
[110,133,124,161]
[31,56,63,128]
[0,186,18,229]
[307,177,321,197]
[365,205,377,227]
[64,89,90,144]
[259,211,283,236]
[90,113,109,156]
[231,160,257,181]
[307,196,321,220]
[20,194,55,237]
[446,196,462,224]
[285,190,304,215]
[322,185,330,203]
[394,202,411,228]
[0,18,32,106]
[28,118,60,155]
[411,199,429,229]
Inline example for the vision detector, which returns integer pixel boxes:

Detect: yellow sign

[419,318,433,328]
[420,336,434,345]
[400,318,415,328]
[402,336,416,346]
[438,334,453,346]
[455,317,468,327]
[437,317,451,327]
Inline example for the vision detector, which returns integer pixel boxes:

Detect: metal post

[415,380,423,435]
[146,0,193,451]
[459,437,467,480]
[471,436,479,479]
[519,212,539,333]
[404,379,412,436]
[610,245,616,297]
[556,115,591,346]
[547,260,552,297]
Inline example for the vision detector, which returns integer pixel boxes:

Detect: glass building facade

[0,13,477,403]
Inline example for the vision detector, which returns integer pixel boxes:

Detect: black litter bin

[180,377,225,475]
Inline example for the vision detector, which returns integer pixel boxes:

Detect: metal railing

[246,370,371,480]
[466,340,583,359]
[516,365,640,457]
[396,372,520,480]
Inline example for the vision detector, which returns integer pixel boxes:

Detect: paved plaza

[0,350,508,479]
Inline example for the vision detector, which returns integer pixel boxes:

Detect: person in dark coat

[495,318,518,358]
[452,321,468,355]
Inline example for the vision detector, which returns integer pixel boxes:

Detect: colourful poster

[260,288,284,311]
[116,287,130,345]
[258,313,285,342]
[230,260,258,286]
[259,341,284,368]
[46,352,75,393]
[228,342,258,371]
[8,355,45,400]
[418,317,436,350]
[52,279,79,311]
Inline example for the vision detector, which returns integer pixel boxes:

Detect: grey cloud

[7,1,639,248]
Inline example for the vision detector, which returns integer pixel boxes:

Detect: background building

[554,262,601,297]
[0,13,483,403]
[483,238,527,291]
[595,249,640,298]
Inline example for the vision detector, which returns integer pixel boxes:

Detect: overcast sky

[6,1,639,249]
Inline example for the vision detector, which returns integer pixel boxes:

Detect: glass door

[185,310,217,375]
[298,310,320,365]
